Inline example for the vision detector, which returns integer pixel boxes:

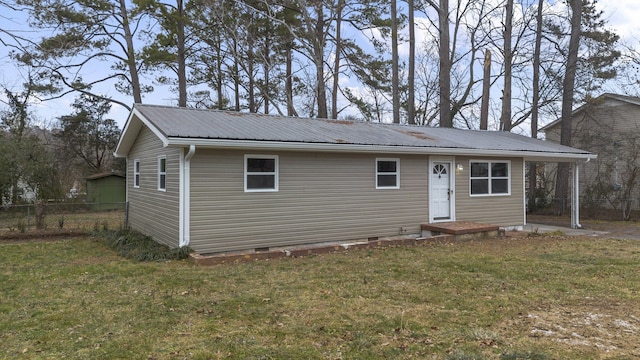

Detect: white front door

[431,162,451,220]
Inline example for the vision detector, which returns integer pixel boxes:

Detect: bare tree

[407,0,416,125]
[499,0,513,131]
[12,0,148,110]
[555,0,582,204]
[527,0,544,211]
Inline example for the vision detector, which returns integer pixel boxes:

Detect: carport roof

[115,104,596,162]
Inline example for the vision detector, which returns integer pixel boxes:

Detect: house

[85,172,126,211]
[115,104,595,254]
[541,93,640,216]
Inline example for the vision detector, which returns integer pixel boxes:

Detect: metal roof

[115,104,595,161]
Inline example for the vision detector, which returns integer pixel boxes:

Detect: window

[245,155,278,192]
[158,156,166,191]
[133,159,140,188]
[376,159,400,189]
[470,161,510,195]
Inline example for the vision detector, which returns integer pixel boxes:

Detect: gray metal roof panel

[133,104,591,155]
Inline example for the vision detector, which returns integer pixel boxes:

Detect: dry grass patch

[1,234,639,359]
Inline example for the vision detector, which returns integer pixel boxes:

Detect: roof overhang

[114,107,169,157]
[165,137,596,163]
[115,105,595,163]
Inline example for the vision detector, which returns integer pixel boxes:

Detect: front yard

[1,233,639,359]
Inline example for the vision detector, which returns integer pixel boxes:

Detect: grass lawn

[1,234,639,359]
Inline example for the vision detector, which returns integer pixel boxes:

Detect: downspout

[180,145,196,247]
[571,158,590,229]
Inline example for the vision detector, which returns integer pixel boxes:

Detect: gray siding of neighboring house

[189,149,430,254]
[454,156,525,227]
[544,100,640,207]
[127,125,181,248]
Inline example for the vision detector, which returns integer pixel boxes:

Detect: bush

[98,229,192,262]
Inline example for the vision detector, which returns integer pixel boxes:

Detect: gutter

[165,138,596,162]
[180,145,196,247]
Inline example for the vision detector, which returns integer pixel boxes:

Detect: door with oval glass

[431,162,451,220]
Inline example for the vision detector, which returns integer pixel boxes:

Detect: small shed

[86,173,126,210]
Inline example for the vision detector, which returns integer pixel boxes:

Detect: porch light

[456,163,464,171]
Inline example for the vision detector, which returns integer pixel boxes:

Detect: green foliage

[545,0,621,99]
[56,94,121,174]
[0,88,63,204]
[99,229,192,262]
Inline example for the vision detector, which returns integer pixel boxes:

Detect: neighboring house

[85,173,126,210]
[541,93,640,216]
[115,104,594,254]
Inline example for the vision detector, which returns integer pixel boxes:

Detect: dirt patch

[0,229,89,244]
[503,303,640,357]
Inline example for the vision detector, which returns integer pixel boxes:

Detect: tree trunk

[263,20,270,115]
[331,0,344,119]
[480,49,491,130]
[248,35,256,113]
[407,0,415,125]
[176,0,187,107]
[286,44,296,116]
[555,0,583,207]
[314,1,328,119]
[216,37,224,110]
[391,0,400,123]
[438,0,452,127]
[118,0,142,104]
[500,0,513,131]
[233,39,241,112]
[528,0,544,210]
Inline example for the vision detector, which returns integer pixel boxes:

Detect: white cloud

[597,0,640,42]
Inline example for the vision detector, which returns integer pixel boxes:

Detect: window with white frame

[376,158,400,189]
[245,155,278,192]
[470,160,510,195]
[134,159,140,188]
[158,156,167,191]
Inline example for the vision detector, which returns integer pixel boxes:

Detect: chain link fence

[0,202,127,235]
[532,197,640,220]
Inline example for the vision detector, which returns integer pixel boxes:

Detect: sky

[1,1,639,130]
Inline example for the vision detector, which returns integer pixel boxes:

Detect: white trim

[133,159,140,188]
[429,157,455,223]
[523,159,527,226]
[178,145,195,247]
[571,162,582,229]
[244,154,279,192]
[158,155,167,192]
[115,107,169,157]
[375,158,400,189]
[469,160,511,197]
[165,137,596,162]
[179,149,185,247]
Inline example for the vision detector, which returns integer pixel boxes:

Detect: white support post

[571,162,581,229]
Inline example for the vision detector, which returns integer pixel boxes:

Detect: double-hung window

[245,155,278,192]
[470,160,510,196]
[158,156,167,191]
[376,158,400,189]
[133,159,140,188]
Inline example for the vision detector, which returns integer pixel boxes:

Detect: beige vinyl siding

[189,150,429,254]
[455,157,525,227]
[127,126,181,247]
